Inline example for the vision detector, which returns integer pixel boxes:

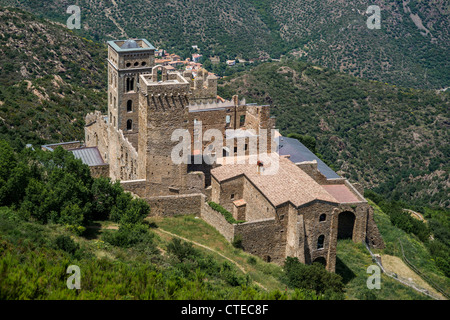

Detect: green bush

[102,223,155,249]
[0,140,150,234]
[166,238,199,263]
[247,256,257,265]
[281,257,344,298]
[54,235,79,255]
[232,234,243,249]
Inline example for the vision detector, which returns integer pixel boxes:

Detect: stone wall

[235,218,285,264]
[242,177,275,221]
[121,179,147,198]
[201,202,235,242]
[298,201,337,268]
[146,193,204,217]
[89,164,110,178]
[45,141,82,151]
[365,206,386,249]
[214,175,245,212]
[85,111,139,182]
[138,70,191,197]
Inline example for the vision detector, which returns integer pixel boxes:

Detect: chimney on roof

[257,160,264,174]
[232,95,239,106]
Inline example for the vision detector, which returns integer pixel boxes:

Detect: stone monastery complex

[44,39,384,272]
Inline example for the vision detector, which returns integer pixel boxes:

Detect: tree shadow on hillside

[82,222,102,240]
[335,256,356,284]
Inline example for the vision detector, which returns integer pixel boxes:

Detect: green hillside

[0,140,447,300]
[1,0,448,88]
[218,59,450,208]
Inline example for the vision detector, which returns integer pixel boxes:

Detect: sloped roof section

[212,155,338,208]
[276,136,340,179]
[322,185,360,203]
[70,147,105,166]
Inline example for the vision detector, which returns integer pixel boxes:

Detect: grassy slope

[147,214,438,300]
[369,200,450,295]
[0,211,285,299]
[336,240,429,300]
[146,215,286,293]
[1,203,444,299]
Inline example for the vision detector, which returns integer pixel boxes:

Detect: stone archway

[337,211,356,240]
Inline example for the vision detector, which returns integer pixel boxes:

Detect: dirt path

[381,254,445,299]
[403,209,426,222]
[154,227,268,291]
[105,0,128,38]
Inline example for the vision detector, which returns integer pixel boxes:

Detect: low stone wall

[366,207,385,249]
[201,202,235,242]
[42,141,82,151]
[121,179,147,198]
[146,193,204,217]
[90,164,110,178]
[200,203,285,263]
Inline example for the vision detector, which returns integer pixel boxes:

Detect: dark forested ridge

[218,60,450,208]
[0,0,448,89]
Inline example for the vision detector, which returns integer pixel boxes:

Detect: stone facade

[209,156,385,272]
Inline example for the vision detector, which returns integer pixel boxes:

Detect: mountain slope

[218,60,450,208]
[1,0,448,89]
[0,7,107,149]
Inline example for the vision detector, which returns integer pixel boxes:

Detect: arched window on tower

[127,100,133,112]
[317,235,325,249]
[127,119,132,131]
[319,214,326,222]
[126,77,134,92]
[126,77,135,92]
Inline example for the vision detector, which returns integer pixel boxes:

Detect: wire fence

[363,241,445,300]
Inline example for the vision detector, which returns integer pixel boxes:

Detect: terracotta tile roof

[212,154,339,207]
[233,199,247,207]
[322,185,360,203]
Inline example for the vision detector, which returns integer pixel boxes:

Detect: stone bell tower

[107,39,156,149]
[137,65,192,196]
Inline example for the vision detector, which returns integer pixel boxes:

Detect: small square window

[231,193,235,200]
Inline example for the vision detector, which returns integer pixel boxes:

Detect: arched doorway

[313,257,327,268]
[337,211,355,240]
